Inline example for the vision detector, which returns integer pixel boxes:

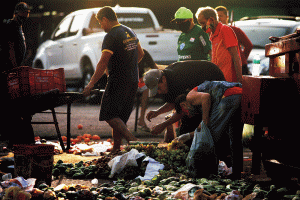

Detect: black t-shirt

[162,60,225,103]
[0,19,26,72]
[102,24,139,83]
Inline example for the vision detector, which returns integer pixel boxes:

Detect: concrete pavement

[32,98,169,140]
[31,99,271,181]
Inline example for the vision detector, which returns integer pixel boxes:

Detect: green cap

[171,7,193,22]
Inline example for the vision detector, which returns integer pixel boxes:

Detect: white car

[33,5,180,88]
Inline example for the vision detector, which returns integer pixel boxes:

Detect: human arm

[146,102,175,122]
[82,51,111,96]
[137,42,145,63]
[151,111,184,135]
[228,46,242,83]
[223,26,243,83]
[175,131,194,143]
[234,27,253,60]
[187,90,211,126]
[8,41,18,68]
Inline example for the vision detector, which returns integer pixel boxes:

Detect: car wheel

[78,62,93,101]
[79,62,103,103]
[34,60,43,69]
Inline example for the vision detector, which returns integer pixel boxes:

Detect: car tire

[78,62,94,102]
[79,61,104,104]
[34,60,44,69]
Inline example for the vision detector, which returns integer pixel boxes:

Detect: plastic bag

[225,190,243,200]
[186,121,218,178]
[108,149,145,178]
[136,157,164,181]
[218,161,232,176]
[171,183,201,197]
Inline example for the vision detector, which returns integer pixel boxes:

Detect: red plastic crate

[5,66,66,99]
[13,144,55,156]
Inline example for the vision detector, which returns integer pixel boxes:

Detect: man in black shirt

[83,7,144,153]
[1,3,33,149]
[143,60,225,139]
[1,2,29,72]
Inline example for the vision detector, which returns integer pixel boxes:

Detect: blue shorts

[99,80,138,123]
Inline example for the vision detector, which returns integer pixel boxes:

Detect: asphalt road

[32,98,170,140]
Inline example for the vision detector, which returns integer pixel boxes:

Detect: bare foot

[137,120,147,127]
[122,132,138,142]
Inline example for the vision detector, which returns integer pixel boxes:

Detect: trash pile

[2,139,300,199]
[35,135,113,156]
[2,174,300,200]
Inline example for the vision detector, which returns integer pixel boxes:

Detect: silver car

[234,16,300,75]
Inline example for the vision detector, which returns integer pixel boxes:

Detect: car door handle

[59,44,63,48]
[149,41,157,45]
[73,43,77,46]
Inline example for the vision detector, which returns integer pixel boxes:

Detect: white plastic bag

[108,149,145,178]
[136,157,164,181]
[218,161,232,176]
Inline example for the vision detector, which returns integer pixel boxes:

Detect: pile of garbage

[2,174,300,199]
[35,136,113,156]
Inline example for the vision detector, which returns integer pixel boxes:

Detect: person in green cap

[171,7,211,61]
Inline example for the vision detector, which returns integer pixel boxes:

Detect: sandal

[137,125,151,132]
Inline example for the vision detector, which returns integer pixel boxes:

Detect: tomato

[77,124,83,129]
[61,136,67,141]
[92,135,100,140]
[83,134,92,139]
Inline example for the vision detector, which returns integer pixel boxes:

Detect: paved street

[30,97,270,181]
[32,98,169,140]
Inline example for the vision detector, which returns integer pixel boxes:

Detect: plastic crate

[13,144,55,156]
[5,66,66,99]
[14,144,55,186]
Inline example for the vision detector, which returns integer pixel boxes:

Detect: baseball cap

[171,7,193,22]
[143,69,163,97]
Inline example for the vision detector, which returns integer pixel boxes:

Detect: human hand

[174,133,191,143]
[82,83,94,97]
[150,123,165,135]
[203,118,209,126]
[146,110,159,122]
[196,124,201,132]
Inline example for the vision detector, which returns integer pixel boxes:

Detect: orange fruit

[84,138,90,143]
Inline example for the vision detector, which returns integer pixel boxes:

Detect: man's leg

[106,117,138,152]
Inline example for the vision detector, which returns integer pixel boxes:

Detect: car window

[88,14,103,34]
[69,14,85,37]
[53,16,73,40]
[238,26,289,48]
[117,13,154,29]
